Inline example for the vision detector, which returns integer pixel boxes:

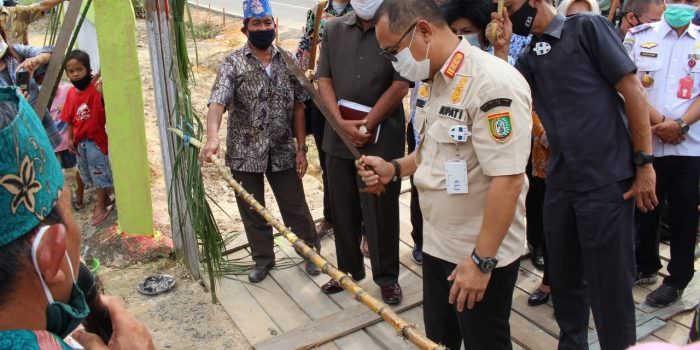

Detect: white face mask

[351,0,383,20]
[391,27,431,82]
[0,38,7,58]
[462,33,481,49]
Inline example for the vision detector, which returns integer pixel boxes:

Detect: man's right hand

[200,138,220,163]
[73,296,155,350]
[67,141,76,154]
[339,119,371,148]
[356,155,394,186]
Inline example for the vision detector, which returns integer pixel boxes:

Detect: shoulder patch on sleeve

[487,112,513,143]
[480,98,513,112]
[629,23,652,35]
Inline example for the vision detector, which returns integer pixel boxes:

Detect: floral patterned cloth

[209,44,310,173]
[531,112,549,179]
[0,330,73,350]
[295,1,353,71]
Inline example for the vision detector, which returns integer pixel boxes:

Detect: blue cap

[0,86,63,247]
[243,0,273,19]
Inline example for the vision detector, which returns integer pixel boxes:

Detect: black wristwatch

[297,144,309,153]
[471,249,498,274]
[633,151,654,167]
[676,118,690,135]
[391,159,402,183]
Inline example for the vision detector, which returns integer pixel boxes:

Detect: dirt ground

[27,8,327,350]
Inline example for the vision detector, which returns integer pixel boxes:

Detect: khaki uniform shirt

[0,5,45,45]
[413,40,532,266]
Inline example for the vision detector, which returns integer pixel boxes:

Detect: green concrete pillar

[94,0,154,236]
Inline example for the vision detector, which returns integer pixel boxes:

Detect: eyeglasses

[379,22,417,62]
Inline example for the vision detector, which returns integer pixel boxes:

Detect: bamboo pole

[169,128,446,350]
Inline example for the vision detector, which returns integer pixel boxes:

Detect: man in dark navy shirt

[514,1,658,349]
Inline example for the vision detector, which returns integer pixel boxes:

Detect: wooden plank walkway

[214,188,698,350]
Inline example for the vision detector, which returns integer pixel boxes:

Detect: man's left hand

[448,258,491,312]
[296,151,308,179]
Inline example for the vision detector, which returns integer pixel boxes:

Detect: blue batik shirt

[0,330,74,350]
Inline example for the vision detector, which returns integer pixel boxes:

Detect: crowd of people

[2,0,700,348]
[201,0,700,348]
[0,1,144,349]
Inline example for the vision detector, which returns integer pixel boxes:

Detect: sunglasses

[379,22,417,62]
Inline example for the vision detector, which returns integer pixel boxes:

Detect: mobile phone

[16,69,29,91]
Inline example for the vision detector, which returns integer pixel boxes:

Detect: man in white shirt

[625,0,700,307]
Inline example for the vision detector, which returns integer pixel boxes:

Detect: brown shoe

[316,219,334,239]
[381,283,402,305]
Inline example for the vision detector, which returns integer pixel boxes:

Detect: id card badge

[678,76,694,100]
[445,160,468,194]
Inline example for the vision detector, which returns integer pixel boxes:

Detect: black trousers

[231,168,319,268]
[545,179,636,350]
[306,101,333,223]
[526,175,549,285]
[636,156,700,289]
[326,154,400,286]
[407,121,423,249]
[423,253,519,350]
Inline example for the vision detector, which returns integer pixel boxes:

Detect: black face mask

[510,1,538,36]
[71,73,93,91]
[248,29,276,49]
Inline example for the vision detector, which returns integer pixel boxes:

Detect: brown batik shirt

[209,44,310,173]
[0,5,45,45]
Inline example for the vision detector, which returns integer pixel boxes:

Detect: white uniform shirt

[625,20,700,157]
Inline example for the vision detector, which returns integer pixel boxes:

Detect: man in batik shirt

[201,0,320,283]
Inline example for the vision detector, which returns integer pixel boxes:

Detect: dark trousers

[545,179,636,350]
[636,156,700,289]
[407,121,423,249]
[231,168,319,268]
[326,154,400,286]
[423,253,518,350]
[306,101,333,223]
[526,175,549,285]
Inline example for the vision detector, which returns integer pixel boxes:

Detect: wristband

[391,159,401,183]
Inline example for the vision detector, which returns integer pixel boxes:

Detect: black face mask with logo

[510,1,538,36]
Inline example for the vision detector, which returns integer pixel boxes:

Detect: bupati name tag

[445,160,468,194]
[439,105,466,122]
[640,51,658,58]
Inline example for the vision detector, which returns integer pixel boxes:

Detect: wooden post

[144,0,201,278]
[32,0,83,116]
[94,0,155,236]
[222,8,225,27]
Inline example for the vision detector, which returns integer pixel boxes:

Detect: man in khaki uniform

[1,0,64,45]
[359,0,531,348]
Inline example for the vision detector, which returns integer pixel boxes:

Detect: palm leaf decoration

[168,0,225,302]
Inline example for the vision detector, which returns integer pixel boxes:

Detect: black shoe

[305,259,321,276]
[248,266,271,283]
[635,272,658,286]
[531,247,545,271]
[528,289,551,306]
[646,284,683,308]
[321,279,344,294]
[412,246,423,265]
[381,283,403,305]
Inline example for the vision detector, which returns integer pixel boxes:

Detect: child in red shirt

[60,50,113,226]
